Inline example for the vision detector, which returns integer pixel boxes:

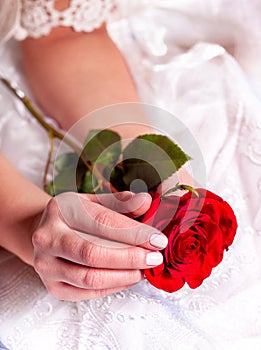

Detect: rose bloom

[142,189,238,293]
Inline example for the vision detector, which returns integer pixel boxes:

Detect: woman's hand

[32,191,168,301]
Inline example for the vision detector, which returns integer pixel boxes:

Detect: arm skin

[0,15,167,300]
[21,25,143,134]
[1,10,144,263]
[0,153,50,265]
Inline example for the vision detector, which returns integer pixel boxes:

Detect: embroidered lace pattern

[15,0,115,40]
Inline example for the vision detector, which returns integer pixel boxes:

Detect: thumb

[84,191,152,217]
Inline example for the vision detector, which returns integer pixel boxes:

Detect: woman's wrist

[1,210,44,266]
[0,153,50,265]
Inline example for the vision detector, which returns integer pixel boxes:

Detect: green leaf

[81,171,98,194]
[82,129,121,166]
[122,134,191,190]
[49,162,86,196]
[48,169,79,195]
[47,183,56,196]
[54,152,80,172]
[103,165,126,192]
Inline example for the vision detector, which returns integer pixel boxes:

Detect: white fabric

[1,0,261,349]
[0,0,20,42]
[0,0,115,41]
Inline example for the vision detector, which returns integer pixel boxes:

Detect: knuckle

[80,242,100,267]
[59,233,73,253]
[126,248,143,269]
[79,242,91,264]
[94,210,112,228]
[32,228,51,250]
[82,269,103,289]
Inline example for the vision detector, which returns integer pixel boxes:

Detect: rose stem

[0,77,117,193]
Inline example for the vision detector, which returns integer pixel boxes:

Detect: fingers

[33,191,167,301]
[34,253,145,302]
[39,229,164,269]
[52,258,144,289]
[54,192,168,250]
[89,191,152,218]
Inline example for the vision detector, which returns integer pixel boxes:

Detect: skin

[0,2,168,301]
[20,25,147,136]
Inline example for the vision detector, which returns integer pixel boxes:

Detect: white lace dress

[1,1,261,349]
[0,0,116,40]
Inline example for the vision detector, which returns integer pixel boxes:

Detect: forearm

[21,26,142,134]
[0,153,50,265]
[2,26,147,266]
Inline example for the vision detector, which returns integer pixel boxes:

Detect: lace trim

[14,0,115,40]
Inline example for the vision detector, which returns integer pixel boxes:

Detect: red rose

[142,189,238,292]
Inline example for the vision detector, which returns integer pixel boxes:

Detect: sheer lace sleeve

[6,0,115,41]
[0,0,20,42]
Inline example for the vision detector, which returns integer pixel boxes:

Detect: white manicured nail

[149,234,168,249]
[146,252,163,266]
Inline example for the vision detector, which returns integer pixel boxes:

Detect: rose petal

[185,274,205,289]
[145,267,185,293]
[141,188,237,293]
[141,192,161,226]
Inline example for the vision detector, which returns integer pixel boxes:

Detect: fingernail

[146,252,163,266]
[149,234,168,249]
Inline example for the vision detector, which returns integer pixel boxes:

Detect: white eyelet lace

[14,0,115,40]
